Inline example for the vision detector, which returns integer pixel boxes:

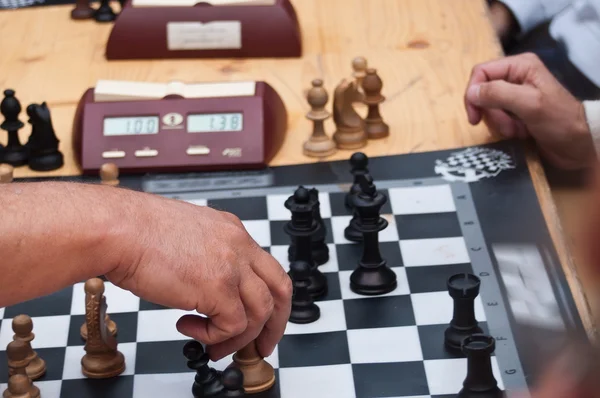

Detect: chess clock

[72,80,287,175]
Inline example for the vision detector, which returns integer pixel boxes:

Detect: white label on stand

[167,21,242,51]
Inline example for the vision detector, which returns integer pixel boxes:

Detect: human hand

[488,1,518,39]
[104,192,292,361]
[464,53,596,169]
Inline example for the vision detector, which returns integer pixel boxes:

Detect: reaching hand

[104,193,292,361]
[464,53,596,169]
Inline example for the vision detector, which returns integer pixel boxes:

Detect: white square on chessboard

[285,300,346,335]
[70,281,140,315]
[400,237,470,267]
[269,244,339,273]
[133,372,196,398]
[242,219,271,247]
[279,364,355,398]
[348,326,423,363]
[183,198,207,207]
[388,184,456,215]
[331,215,399,244]
[137,309,197,342]
[62,342,137,380]
[266,192,332,221]
[0,308,4,319]
[0,380,62,398]
[410,291,486,325]
[338,267,410,299]
[0,315,70,349]
[424,357,504,395]
[211,345,279,370]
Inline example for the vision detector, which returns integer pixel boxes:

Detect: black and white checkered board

[0,142,586,398]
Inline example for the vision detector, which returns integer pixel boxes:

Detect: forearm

[0,182,141,307]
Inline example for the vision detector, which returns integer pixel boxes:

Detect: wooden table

[0,0,596,336]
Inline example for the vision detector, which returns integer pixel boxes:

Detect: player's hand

[104,193,292,361]
[488,1,518,40]
[464,53,596,170]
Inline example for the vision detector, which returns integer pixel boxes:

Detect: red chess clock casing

[72,81,287,174]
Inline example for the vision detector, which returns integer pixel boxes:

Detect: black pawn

[457,334,504,398]
[0,90,28,167]
[25,103,64,171]
[221,368,245,397]
[285,186,327,300]
[289,260,320,324]
[345,152,369,208]
[94,0,116,22]
[349,174,397,295]
[444,274,484,354]
[288,188,329,266]
[183,340,223,397]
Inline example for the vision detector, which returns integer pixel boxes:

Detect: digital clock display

[188,113,243,133]
[104,116,159,136]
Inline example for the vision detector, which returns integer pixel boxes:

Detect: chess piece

[0,90,28,167]
[303,79,336,158]
[332,79,367,149]
[25,103,64,171]
[285,186,328,300]
[183,340,223,397]
[351,56,368,103]
[4,341,40,398]
[349,174,397,295]
[4,374,33,398]
[11,315,46,380]
[444,273,484,354]
[362,68,389,139]
[289,260,320,324]
[80,278,117,340]
[81,278,126,378]
[221,368,245,397]
[94,0,116,22]
[345,152,369,209]
[288,187,329,266]
[228,340,275,393]
[100,163,119,186]
[457,334,504,397]
[0,164,13,183]
[71,0,95,19]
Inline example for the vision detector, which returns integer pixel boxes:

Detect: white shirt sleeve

[583,100,600,156]
[498,0,573,33]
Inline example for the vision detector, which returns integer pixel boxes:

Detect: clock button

[135,149,159,157]
[186,146,210,156]
[102,150,126,159]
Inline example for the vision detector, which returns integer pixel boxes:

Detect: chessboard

[0,140,587,398]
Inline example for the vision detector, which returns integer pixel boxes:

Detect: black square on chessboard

[67,313,139,346]
[268,219,333,246]
[139,300,171,311]
[418,322,490,360]
[395,212,463,240]
[344,295,415,329]
[135,340,191,374]
[0,347,66,383]
[328,190,393,217]
[352,362,430,397]
[206,197,268,220]
[335,241,403,271]
[405,263,473,294]
[4,287,73,318]
[60,375,134,398]
[277,331,350,368]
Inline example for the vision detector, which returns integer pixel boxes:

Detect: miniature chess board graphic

[0,179,537,398]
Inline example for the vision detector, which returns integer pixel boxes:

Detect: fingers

[466,79,541,121]
[481,108,527,139]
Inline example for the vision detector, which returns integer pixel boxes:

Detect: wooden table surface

[0,0,596,336]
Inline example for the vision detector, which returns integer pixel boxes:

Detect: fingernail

[467,85,481,105]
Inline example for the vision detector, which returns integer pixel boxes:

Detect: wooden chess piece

[100,163,119,186]
[71,0,95,19]
[11,315,46,380]
[332,79,367,149]
[4,341,40,398]
[351,56,367,103]
[80,278,117,340]
[94,0,116,22]
[362,68,389,139]
[227,340,275,393]
[0,164,13,183]
[303,79,336,158]
[81,278,126,378]
[4,374,32,398]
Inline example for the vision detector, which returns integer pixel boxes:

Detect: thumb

[466,80,541,120]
